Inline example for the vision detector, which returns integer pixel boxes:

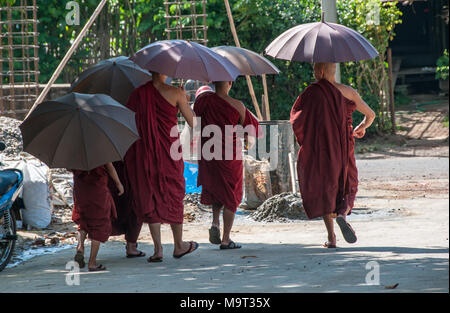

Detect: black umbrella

[20,93,139,171]
[70,56,152,105]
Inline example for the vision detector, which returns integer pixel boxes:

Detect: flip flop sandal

[74,252,85,268]
[323,241,337,249]
[88,264,106,272]
[209,226,221,245]
[220,241,242,250]
[127,251,146,258]
[336,216,357,244]
[147,256,163,263]
[173,241,199,259]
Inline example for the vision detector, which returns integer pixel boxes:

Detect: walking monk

[72,163,124,271]
[124,72,199,262]
[290,63,375,248]
[108,161,145,258]
[194,81,261,250]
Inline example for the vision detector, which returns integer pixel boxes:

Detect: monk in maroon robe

[124,72,198,262]
[194,81,261,249]
[109,161,145,258]
[72,163,123,271]
[290,63,375,248]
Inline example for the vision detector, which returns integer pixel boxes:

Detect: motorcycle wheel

[0,210,16,272]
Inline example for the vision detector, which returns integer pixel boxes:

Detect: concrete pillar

[321,0,341,83]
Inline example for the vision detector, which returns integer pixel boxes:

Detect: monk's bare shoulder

[335,83,359,101]
[161,84,186,106]
[228,97,246,113]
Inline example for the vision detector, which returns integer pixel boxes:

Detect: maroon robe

[290,79,358,219]
[72,166,117,243]
[109,161,142,243]
[194,93,261,212]
[124,81,185,224]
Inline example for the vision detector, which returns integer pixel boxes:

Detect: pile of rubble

[249,192,307,223]
[183,192,210,223]
[0,116,23,156]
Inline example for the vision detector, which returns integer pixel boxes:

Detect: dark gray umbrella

[130,40,241,81]
[20,93,139,171]
[265,18,378,63]
[70,56,152,105]
[212,46,280,76]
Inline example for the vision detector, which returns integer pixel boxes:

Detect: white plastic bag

[20,159,52,229]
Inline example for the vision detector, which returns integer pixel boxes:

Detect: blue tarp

[184,161,202,194]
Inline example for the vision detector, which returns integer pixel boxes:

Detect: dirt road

[0,154,448,293]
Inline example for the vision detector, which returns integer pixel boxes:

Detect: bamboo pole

[223,0,263,120]
[387,47,396,134]
[261,74,270,120]
[24,0,108,120]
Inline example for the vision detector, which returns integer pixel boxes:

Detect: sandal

[336,216,357,244]
[323,241,337,248]
[74,251,85,268]
[209,225,221,245]
[88,264,106,272]
[147,255,163,263]
[173,241,199,259]
[127,251,146,258]
[220,241,242,250]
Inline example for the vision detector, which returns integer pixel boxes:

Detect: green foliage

[207,0,321,120]
[443,115,449,128]
[436,49,449,81]
[33,0,402,135]
[36,0,167,83]
[338,0,402,134]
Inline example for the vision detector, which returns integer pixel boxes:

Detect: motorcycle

[0,141,24,272]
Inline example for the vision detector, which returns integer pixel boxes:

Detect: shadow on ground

[1,241,448,293]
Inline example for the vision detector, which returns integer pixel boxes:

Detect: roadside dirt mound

[249,192,307,222]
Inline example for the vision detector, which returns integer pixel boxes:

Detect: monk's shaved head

[313,63,336,80]
[213,81,233,94]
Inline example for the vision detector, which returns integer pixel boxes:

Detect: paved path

[0,157,448,293]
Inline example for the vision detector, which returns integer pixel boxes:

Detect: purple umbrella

[212,46,280,76]
[130,40,241,81]
[265,17,378,63]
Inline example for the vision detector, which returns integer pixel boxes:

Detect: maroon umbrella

[130,40,241,81]
[265,17,378,63]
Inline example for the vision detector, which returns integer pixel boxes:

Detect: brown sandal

[74,251,85,268]
[147,255,163,263]
[88,264,106,272]
[173,241,199,259]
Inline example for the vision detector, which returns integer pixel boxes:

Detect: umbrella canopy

[265,20,378,63]
[212,46,280,76]
[20,93,139,171]
[130,40,241,81]
[70,56,152,105]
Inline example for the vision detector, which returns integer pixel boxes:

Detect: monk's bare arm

[177,88,195,128]
[105,163,124,196]
[233,100,247,125]
[348,87,376,138]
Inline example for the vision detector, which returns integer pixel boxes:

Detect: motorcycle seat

[0,170,19,197]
